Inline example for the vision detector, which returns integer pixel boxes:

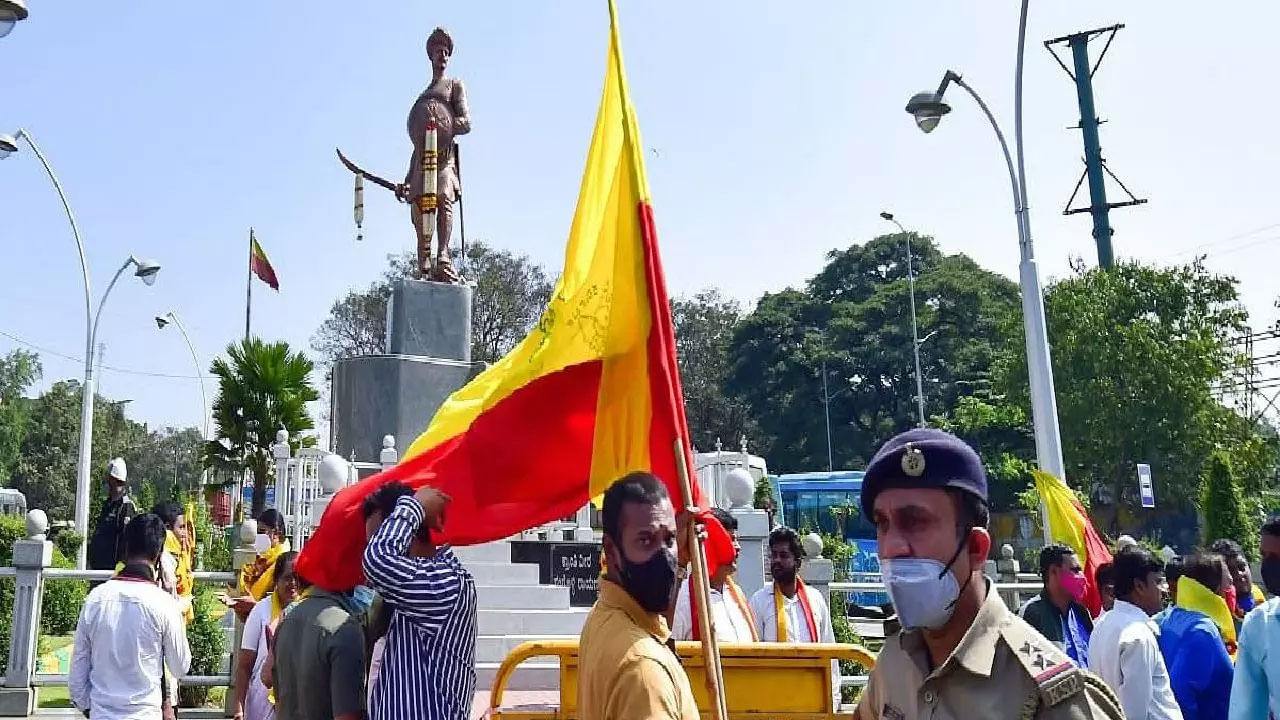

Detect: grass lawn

[37,685,72,709]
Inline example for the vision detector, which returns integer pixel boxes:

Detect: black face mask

[617,546,678,613]
[1261,556,1280,597]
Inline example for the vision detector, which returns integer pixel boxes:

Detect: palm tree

[203,338,319,517]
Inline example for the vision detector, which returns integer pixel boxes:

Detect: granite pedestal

[332,279,483,462]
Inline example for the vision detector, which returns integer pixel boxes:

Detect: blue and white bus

[773,471,887,606]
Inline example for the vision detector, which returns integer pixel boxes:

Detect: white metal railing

[14,568,239,693]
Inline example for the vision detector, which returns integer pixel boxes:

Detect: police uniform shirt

[855,581,1124,720]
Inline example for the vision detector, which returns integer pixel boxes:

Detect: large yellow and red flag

[1033,470,1113,617]
[296,2,705,591]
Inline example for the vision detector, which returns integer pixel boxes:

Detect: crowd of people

[62,428,1280,720]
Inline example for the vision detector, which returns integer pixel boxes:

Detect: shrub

[51,529,82,562]
[1202,450,1259,560]
[42,546,87,636]
[179,586,225,707]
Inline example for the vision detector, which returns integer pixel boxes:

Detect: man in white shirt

[671,508,757,642]
[748,526,838,709]
[1087,547,1182,720]
[70,513,192,720]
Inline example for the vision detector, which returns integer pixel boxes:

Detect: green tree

[127,426,205,501]
[0,349,41,487]
[671,288,758,451]
[204,338,318,517]
[310,242,555,373]
[1202,450,1257,559]
[999,259,1259,513]
[12,380,147,522]
[727,234,1021,471]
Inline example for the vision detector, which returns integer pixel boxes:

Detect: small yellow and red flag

[1034,470,1113,617]
[297,1,707,590]
[250,230,279,291]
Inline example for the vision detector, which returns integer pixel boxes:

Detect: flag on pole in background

[296,1,710,591]
[1034,470,1113,616]
[250,230,279,291]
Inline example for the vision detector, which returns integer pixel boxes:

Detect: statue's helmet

[426,27,454,56]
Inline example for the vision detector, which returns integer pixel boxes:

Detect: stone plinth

[332,355,479,462]
[387,279,473,360]
[332,279,482,463]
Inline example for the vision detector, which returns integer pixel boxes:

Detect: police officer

[854,429,1122,720]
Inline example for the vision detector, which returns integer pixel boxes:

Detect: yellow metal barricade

[488,640,876,720]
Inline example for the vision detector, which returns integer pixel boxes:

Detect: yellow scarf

[773,577,818,642]
[239,539,289,601]
[164,530,195,623]
[1176,575,1237,661]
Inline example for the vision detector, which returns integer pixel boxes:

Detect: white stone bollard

[0,511,54,716]
[724,467,769,597]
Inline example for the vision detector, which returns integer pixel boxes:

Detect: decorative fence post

[225,521,258,717]
[995,543,1023,610]
[313,454,352,534]
[379,435,398,471]
[725,467,769,598]
[799,532,833,602]
[0,510,53,716]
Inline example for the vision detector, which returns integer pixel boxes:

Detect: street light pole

[880,212,927,427]
[903,0,1063,544]
[156,312,209,440]
[1,128,161,567]
[820,354,833,472]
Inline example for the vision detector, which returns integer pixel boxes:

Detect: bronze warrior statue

[396,26,471,282]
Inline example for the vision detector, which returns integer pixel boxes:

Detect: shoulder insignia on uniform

[1004,623,1082,707]
[1035,662,1082,707]
[881,703,906,720]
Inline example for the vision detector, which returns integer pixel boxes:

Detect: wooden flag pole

[674,437,729,720]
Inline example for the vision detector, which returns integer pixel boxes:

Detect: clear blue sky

[3,2,1278,446]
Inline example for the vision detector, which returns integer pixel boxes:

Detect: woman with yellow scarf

[1155,552,1235,720]
[229,509,290,619]
[234,551,298,720]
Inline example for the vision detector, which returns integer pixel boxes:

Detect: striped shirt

[362,495,477,720]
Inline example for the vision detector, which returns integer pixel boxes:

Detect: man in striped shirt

[362,481,477,720]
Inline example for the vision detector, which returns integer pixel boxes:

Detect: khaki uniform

[578,580,700,720]
[856,583,1123,720]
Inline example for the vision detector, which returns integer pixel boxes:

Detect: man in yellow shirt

[578,472,699,720]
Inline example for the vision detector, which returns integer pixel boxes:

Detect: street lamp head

[130,256,161,285]
[0,0,28,39]
[880,211,894,222]
[155,315,170,330]
[905,91,951,134]
[0,132,18,158]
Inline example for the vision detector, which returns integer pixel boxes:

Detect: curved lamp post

[879,211,927,427]
[0,0,27,38]
[155,312,209,440]
[902,0,1064,544]
[1,128,161,567]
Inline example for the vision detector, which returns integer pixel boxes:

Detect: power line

[0,329,203,380]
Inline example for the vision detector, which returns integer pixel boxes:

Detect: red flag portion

[296,9,703,591]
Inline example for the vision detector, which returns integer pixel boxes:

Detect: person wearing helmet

[87,457,137,571]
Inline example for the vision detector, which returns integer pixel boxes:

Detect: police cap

[860,428,988,515]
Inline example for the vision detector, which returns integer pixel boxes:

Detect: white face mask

[881,535,972,630]
[254,533,271,553]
